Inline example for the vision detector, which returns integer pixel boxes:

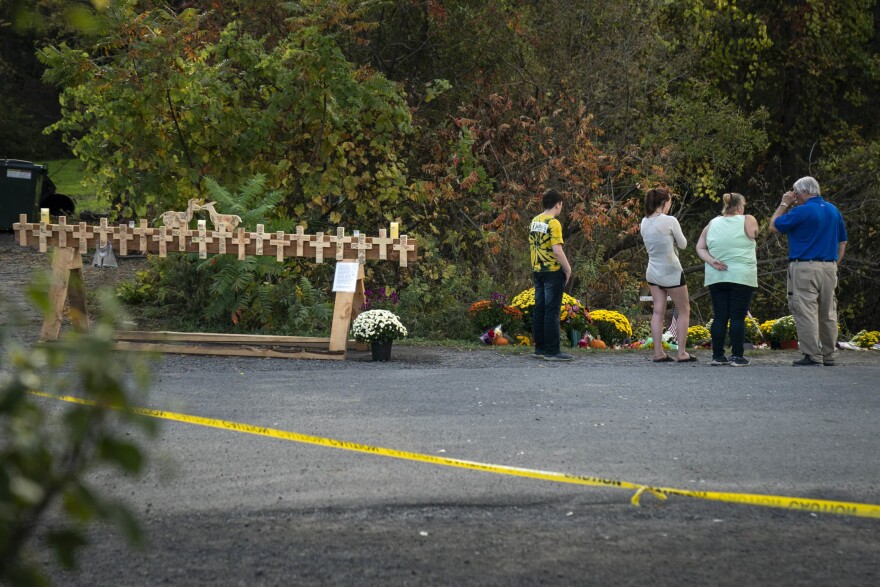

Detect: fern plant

[118,174,332,334]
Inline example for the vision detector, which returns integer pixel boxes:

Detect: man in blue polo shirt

[770,176,848,366]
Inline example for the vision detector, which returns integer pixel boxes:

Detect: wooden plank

[67,250,90,333]
[112,341,346,360]
[12,222,417,262]
[113,331,362,349]
[39,247,76,341]
[328,263,365,353]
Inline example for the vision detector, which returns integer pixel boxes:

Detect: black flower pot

[370,340,393,361]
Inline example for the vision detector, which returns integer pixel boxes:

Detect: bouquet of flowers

[469,293,523,335]
[587,309,633,345]
[770,315,797,342]
[561,302,591,332]
[687,325,711,346]
[350,309,408,343]
[479,324,510,346]
[850,330,880,348]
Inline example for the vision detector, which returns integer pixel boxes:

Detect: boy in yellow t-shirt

[528,189,573,361]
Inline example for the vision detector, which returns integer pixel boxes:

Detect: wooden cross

[235,227,252,261]
[117,223,135,256]
[331,227,351,261]
[75,222,89,255]
[153,226,174,257]
[311,232,331,263]
[192,219,214,259]
[95,217,114,248]
[270,231,289,262]
[393,234,415,267]
[57,216,74,248]
[33,220,50,253]
[172,225,190,252]
[291,226,308,257]
[18,214,29,246]
[254,224,271,257]
[215,227,231,255]
[134,219,149,253]
[351,233,373,264]
[373,228,392,260]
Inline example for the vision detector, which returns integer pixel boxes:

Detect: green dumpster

[1,159,47,230]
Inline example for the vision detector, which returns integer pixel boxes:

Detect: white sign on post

[332,261,360,292]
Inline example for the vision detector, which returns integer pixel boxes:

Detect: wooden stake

[328,262,365,353]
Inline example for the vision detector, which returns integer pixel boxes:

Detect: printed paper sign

[332,261,359,292]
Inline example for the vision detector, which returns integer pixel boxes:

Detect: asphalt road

[31,347,880,586]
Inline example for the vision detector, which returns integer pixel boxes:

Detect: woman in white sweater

[640,188,695,362]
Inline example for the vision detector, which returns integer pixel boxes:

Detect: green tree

[39,3,413,229]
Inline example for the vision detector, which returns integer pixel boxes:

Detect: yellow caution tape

[31,392,880,519]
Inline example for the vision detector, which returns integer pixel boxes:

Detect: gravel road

[2,231,879,586]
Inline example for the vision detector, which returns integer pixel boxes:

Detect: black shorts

[647,272,686,290]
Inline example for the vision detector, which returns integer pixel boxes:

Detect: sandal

[653,356,674,363]
[676,355,698,363]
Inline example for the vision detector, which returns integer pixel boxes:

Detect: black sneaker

[823,357,836,366]
[531,351,545,359]
[792,355,821,366]
[544,352,574,362]
[730,356,751,367]
[710,356,730,366]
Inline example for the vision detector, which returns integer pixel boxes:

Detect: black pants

[532,270,565,356]
[709,282,756,359]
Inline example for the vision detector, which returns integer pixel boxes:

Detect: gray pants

[787,261,838,361]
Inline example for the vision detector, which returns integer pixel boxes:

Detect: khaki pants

[787,261,838,361]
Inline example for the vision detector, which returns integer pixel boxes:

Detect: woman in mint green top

[696,193,759,366]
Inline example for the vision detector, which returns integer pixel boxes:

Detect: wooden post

[39,247,89,341]
[328,263,365,353]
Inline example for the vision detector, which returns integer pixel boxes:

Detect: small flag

[667,306,678,340]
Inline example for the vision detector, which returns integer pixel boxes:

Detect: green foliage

[39,6,413,225]
[0,287,156,584]
[395,272,477,340]
[117,254,332,335]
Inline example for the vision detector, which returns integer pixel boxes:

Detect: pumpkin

[493,336,509,346]
[589,339,606,349]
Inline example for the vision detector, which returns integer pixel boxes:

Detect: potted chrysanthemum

[350,309,408,361]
